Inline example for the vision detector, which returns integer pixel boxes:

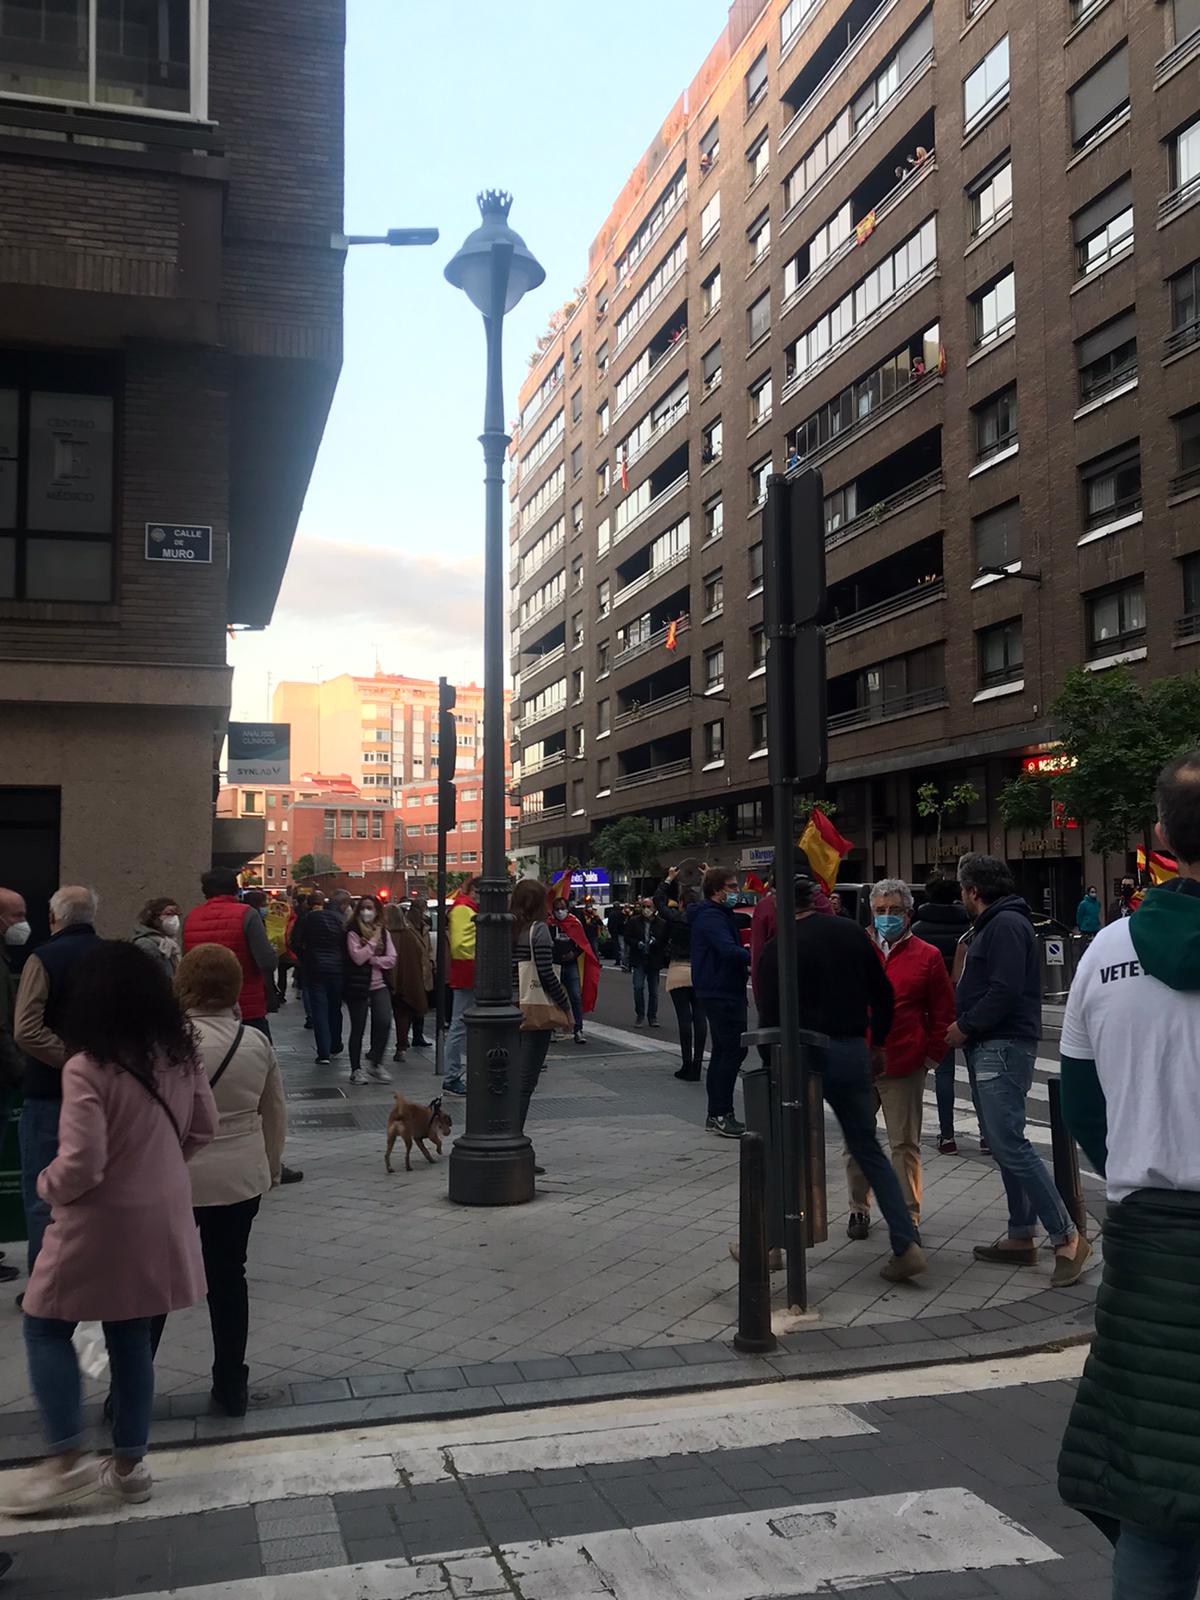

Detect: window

[572,668,585,701]
[1171,260,1200,345]
[704,494,724,540]
[702,266,721,317]
[1081,442,1141,530]
[1087,579,1146,656]
[704,646,725,690]
[571,388,582,424]
[572,499,584,535]
[749,455,772,507]
[964,36,1009,132]
[324,808,337,836]
[572,555,584,590]
[597,400,610,438]
[751,625,766,671]
[597,577,611,618]
[1070,45,1130,149]
[570,444,582,481]
[748,210,771,264]
[747,291,770,346]
[571,610,583,648]
[1183,551,1200,618]
[461,852,478,865]
[700,118,720,168]
[1174,0,1200,47]
[570,332,582,370]
[749,373,772,426]
[614,166,685,283]
[973,269,1015,346]
[748,132,769,187]
[978,619,1024,687]
[781,0,818,46]
[597,757,611,793]
[596,341,609,374]
[702,416,723,464]
[597,515,610,554]
[700,192,720,246]
[572,779,585,813]
[751,706,768,751]
[1177,408,1200,477]
[746,48,767,110]
[1170,116,1200,199]
[824,483,857,532]
[339,812,353,839]
[242,791,262,816]
[597,638,610,676]
[1074,178,1133,276]
[1077,311,1137,402]
[702,342,722,394]
[970,159,1012,235]
[0,370,115,601]
[704,720,725,762]
[974,386,1018,462]
[749,540,764,590]
[460,819,478,833]
[462,788,479,801]
[596,461,609,498]
[703,570,724,615]
[597,697,610,735]
[596,283,609,318]
[0,0,205,115]
[406,796,422,809]
[973,500,1021,571]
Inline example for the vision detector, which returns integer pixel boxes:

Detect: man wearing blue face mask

[688,867,752,1139]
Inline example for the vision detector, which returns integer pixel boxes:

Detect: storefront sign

[1021,751,1076,776]
[740,846,775,868]
[570,869,610,893]
[145,522,213,563]
[227,722,290,783]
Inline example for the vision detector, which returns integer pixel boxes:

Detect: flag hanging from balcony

[665,618,680,651]
[619,448,629,492]
[937,343,947,374]
[854,210,876,245]
[798,807,853,893]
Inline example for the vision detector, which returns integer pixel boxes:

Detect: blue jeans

[24,1314,155,1459]
[703,992,746,1117]
[632,964,659,1022]
[1113,1525,1200,1599]
[19,1096,61,1273]
[821,1038,917,1258]
[309,973,344,1061]
[445,988,472,1087]
[966,1038,1075,1247]
[561,961,583,1034]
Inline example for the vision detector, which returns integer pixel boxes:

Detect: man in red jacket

[183,868,278,1033]
[845,877,955,1241]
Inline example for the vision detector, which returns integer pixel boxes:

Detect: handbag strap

[119,1065,183,1146]
[209,1024,245,1092]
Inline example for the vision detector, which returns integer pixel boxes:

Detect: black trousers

[196,1196,261,1394]
[347,987,392,1070]
[669,986,707,1068]
[518,1030,552,1132]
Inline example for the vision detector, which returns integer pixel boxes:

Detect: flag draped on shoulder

[798,807,853,893]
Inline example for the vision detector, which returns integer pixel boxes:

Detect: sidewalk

[0,976,1099,1457]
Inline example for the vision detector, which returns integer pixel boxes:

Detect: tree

[793,794,840,827]
[591,817,663,891]
[292,853,338,881]
[668,809,727,858]
[916,780,980,865]
[444,870,472,894]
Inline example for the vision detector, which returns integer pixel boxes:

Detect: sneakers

[279,1164,303,1185]
[99,1457,153,1505]
[443,1078,467,1096]
[880,1243,928,1283]
[348,1069,367,1085]
[314,1056,331,1066]
[937,1134,958,1155]
[634,1016,646,1027]
[573,1031,586,1045]
[706,1114,745,1139]
[0,1454,101,1515]
[365,1063,391,1084]
[648,1018,661,1028]
[979,1136,991,1156]
[392,1048,406,1063]
[847,1211,871,1241]
[974,1238,1037,1266]
[552,1031,571,1043]
[1052,1233,1092,1288]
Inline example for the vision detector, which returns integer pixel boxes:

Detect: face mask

[3,920,30,947]
[359,908,377,925]
[160,915,181,939]
[723,891,739,908]
[874,913,905,943]
[1087,892,1097,901]
[643,908,654,919]
[554,908,567,921]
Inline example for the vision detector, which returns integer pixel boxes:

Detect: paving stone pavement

[0,973,1100,1440]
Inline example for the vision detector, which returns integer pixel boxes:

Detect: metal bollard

[1048,1078,1088,1235]
[733,1132,778,1354]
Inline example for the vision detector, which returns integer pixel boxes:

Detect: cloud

[274,536,484,644]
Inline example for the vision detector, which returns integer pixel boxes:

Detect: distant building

[218,774,396,886]
[396,778,519,886]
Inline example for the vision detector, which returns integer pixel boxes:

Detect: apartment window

[596,341,608,374]
[572,667,585,701]
[572,556,584,591]
[1074,178,1133,277]
[969,158,1012,236]
[571,724,585,759]
[704,495,724,540]
[1087,579,1146,656]
[702,342,722,394]
[1170,115,1200,199]
[597,638,610,676]
[1082,442,1141,530]
[596,283,608,319]
[596,461,609,498]
[1070,45,1130,150]
[597,697,610,735]
[701,416,723,465]
[749,373,772,427]
[964,35,1009,132]
[824,483,857,532]
[1173,0,1200,46]
[323,808,336,836]
[570,332,582,370]
[571,779,585,814]
[1077,311,1137,402]
[460,819,478,833]
[339,812,353,839]
[1183,551,1200,619]
[748,210,771,265]
[0,368,115,601]
[571,610,583,648]
[751,625,766,671]
[572,498,584,535]
[1171,260,1200,345]
[750,706,768,751]
[974,386,1018,462]
[747,291,770,347]
[571,388,582,424]
[597,757,611,793]
[749,540,764,589]
[704,646,725,690]
[597,577,611,617]
[597,400,610,438]
[973,500,1021,571]
[973,269,1015,347]
[462,788,478,802]
[750,455,772,507]
[704,719,725,762]
[702,266,721,317]
[703,570,724,615]
[978,619,1024,687]
[1177,408,1200,477]
[571,444,582,480]
[745,47,767,110]
[700,118,720,167]
[597,515,610,554]
[700,192,720,246]
[406,796,422,809]
[747,133,769,186]
[461,851,478,865]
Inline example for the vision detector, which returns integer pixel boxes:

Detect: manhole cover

[288,1108,357,1130]
[286,1086,346,1102]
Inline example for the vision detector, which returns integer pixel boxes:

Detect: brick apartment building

[396,777,519,886]
[0,2,345,937]
[217,774,399,887]
[509,0,1200,917]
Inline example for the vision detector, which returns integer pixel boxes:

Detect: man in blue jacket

[946,853,1089,1286]
[688,866,751,1138]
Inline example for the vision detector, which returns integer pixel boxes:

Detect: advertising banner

[228,722,290,784]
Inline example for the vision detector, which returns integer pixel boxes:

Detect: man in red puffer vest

[184,868,278,1032]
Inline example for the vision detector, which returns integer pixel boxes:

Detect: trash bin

[1038,927,1080,1002]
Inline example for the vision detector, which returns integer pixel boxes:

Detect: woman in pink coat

[1,941,216,1517]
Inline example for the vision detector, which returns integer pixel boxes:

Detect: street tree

[592,816,663,893]
[668,809,727,858]
[916,780,980,866]
[292,853,338,881]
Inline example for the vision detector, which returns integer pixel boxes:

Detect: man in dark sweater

[947,853,1088,1284]
[757,874,926,1281]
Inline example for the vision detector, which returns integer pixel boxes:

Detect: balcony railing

[824,577,945,641]
[614,685,693,730]
[613,257,688,357]
[781,266,937,407]
[1157,25,1200,83]
[519,532,565,584]
[520,642,566,684]
[615,756,692,792]
[1166,319,1200,359]
[779,0,905,152]
[625,395,690,469]
[612,470,689,552]
[1176,611,1200,641]
[522,803,567,823]
[828,684,947,733]
[787,369,940,476]
[1168,464,1200,500]
[825,469,944,552]
[613,332,688,424]
[1159,174,1200,228]
[522,750,567,779]
[613,615,690,670]
[519,592,566,634]
[613,544,690,609]
[518,698,567,734]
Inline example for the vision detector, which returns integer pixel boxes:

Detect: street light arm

[331,228,440,250]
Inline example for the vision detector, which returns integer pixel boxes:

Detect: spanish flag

[619,448,629,492]
[854,210,876,245]
[744,872,767,896]
[548,865,573,905]
[798,807,853,894]
[665,618,680,651]
[1136,845,1178,887]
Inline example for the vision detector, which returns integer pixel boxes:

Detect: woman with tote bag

[510,880,572,1135]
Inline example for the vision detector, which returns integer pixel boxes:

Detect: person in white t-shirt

[1058,752,1200,1598]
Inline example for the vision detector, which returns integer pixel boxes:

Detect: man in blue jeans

[688,868,751,1138]
[945,853,1089,1286]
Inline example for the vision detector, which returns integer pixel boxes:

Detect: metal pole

[435,691,449,1083]
[733,1132,778,1354]
[448,241,534,1206]
[1048,1078,1088,1235]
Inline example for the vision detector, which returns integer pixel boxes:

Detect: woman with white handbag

[510,880,573,1136]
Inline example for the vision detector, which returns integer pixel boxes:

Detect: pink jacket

[348,929,396,991]
[24,1050,217,1323]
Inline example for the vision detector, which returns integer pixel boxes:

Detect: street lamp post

[445,191,545,1207]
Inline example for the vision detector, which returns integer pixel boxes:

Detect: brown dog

[385,1093,453,1174]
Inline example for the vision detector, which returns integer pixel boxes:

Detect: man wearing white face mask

[131,897,183,976]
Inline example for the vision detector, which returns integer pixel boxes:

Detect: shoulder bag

[517,930,573,1034]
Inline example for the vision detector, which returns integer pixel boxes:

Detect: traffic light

[377,886,390,902]
[439,676,457,784]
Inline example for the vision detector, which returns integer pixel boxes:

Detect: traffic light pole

[435,677,453,1086]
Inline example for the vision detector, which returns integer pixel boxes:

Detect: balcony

[519,592,566,635]
[613,544,690,610]
[614,685,693,730]
[781,265,937,405]
[1169,464,1200,501]
[613,331,688,424]
[826,468,944,552]
[825,576,944,642]
[1176,612,1200,642]
[615,756,692,792]
[1166,319,1200,359]
[828,683,947,732]
[780,0,903,153]
[521,641,566,683]
[1159,174,1200,229]
[626,395,690,469]
[613,255,688,358]
[519,530,565,584]
[613,614,690,670]
[522,803,567,823]
[522,750,567,779]
[1157,26,1200,85]
[518,697,567,734]
[788,368,941,476]
[612,470,689,552]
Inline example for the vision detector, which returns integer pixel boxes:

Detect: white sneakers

[0,1453,152,1515]
[349,1064,391,1085]
[99,1457,153,1504]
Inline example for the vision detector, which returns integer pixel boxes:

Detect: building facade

[217,774,398,886]
[0,1,345,938]
[509,0,1200,919]
[396,778,519,885]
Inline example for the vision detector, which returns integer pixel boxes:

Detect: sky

[228,0,732,721]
